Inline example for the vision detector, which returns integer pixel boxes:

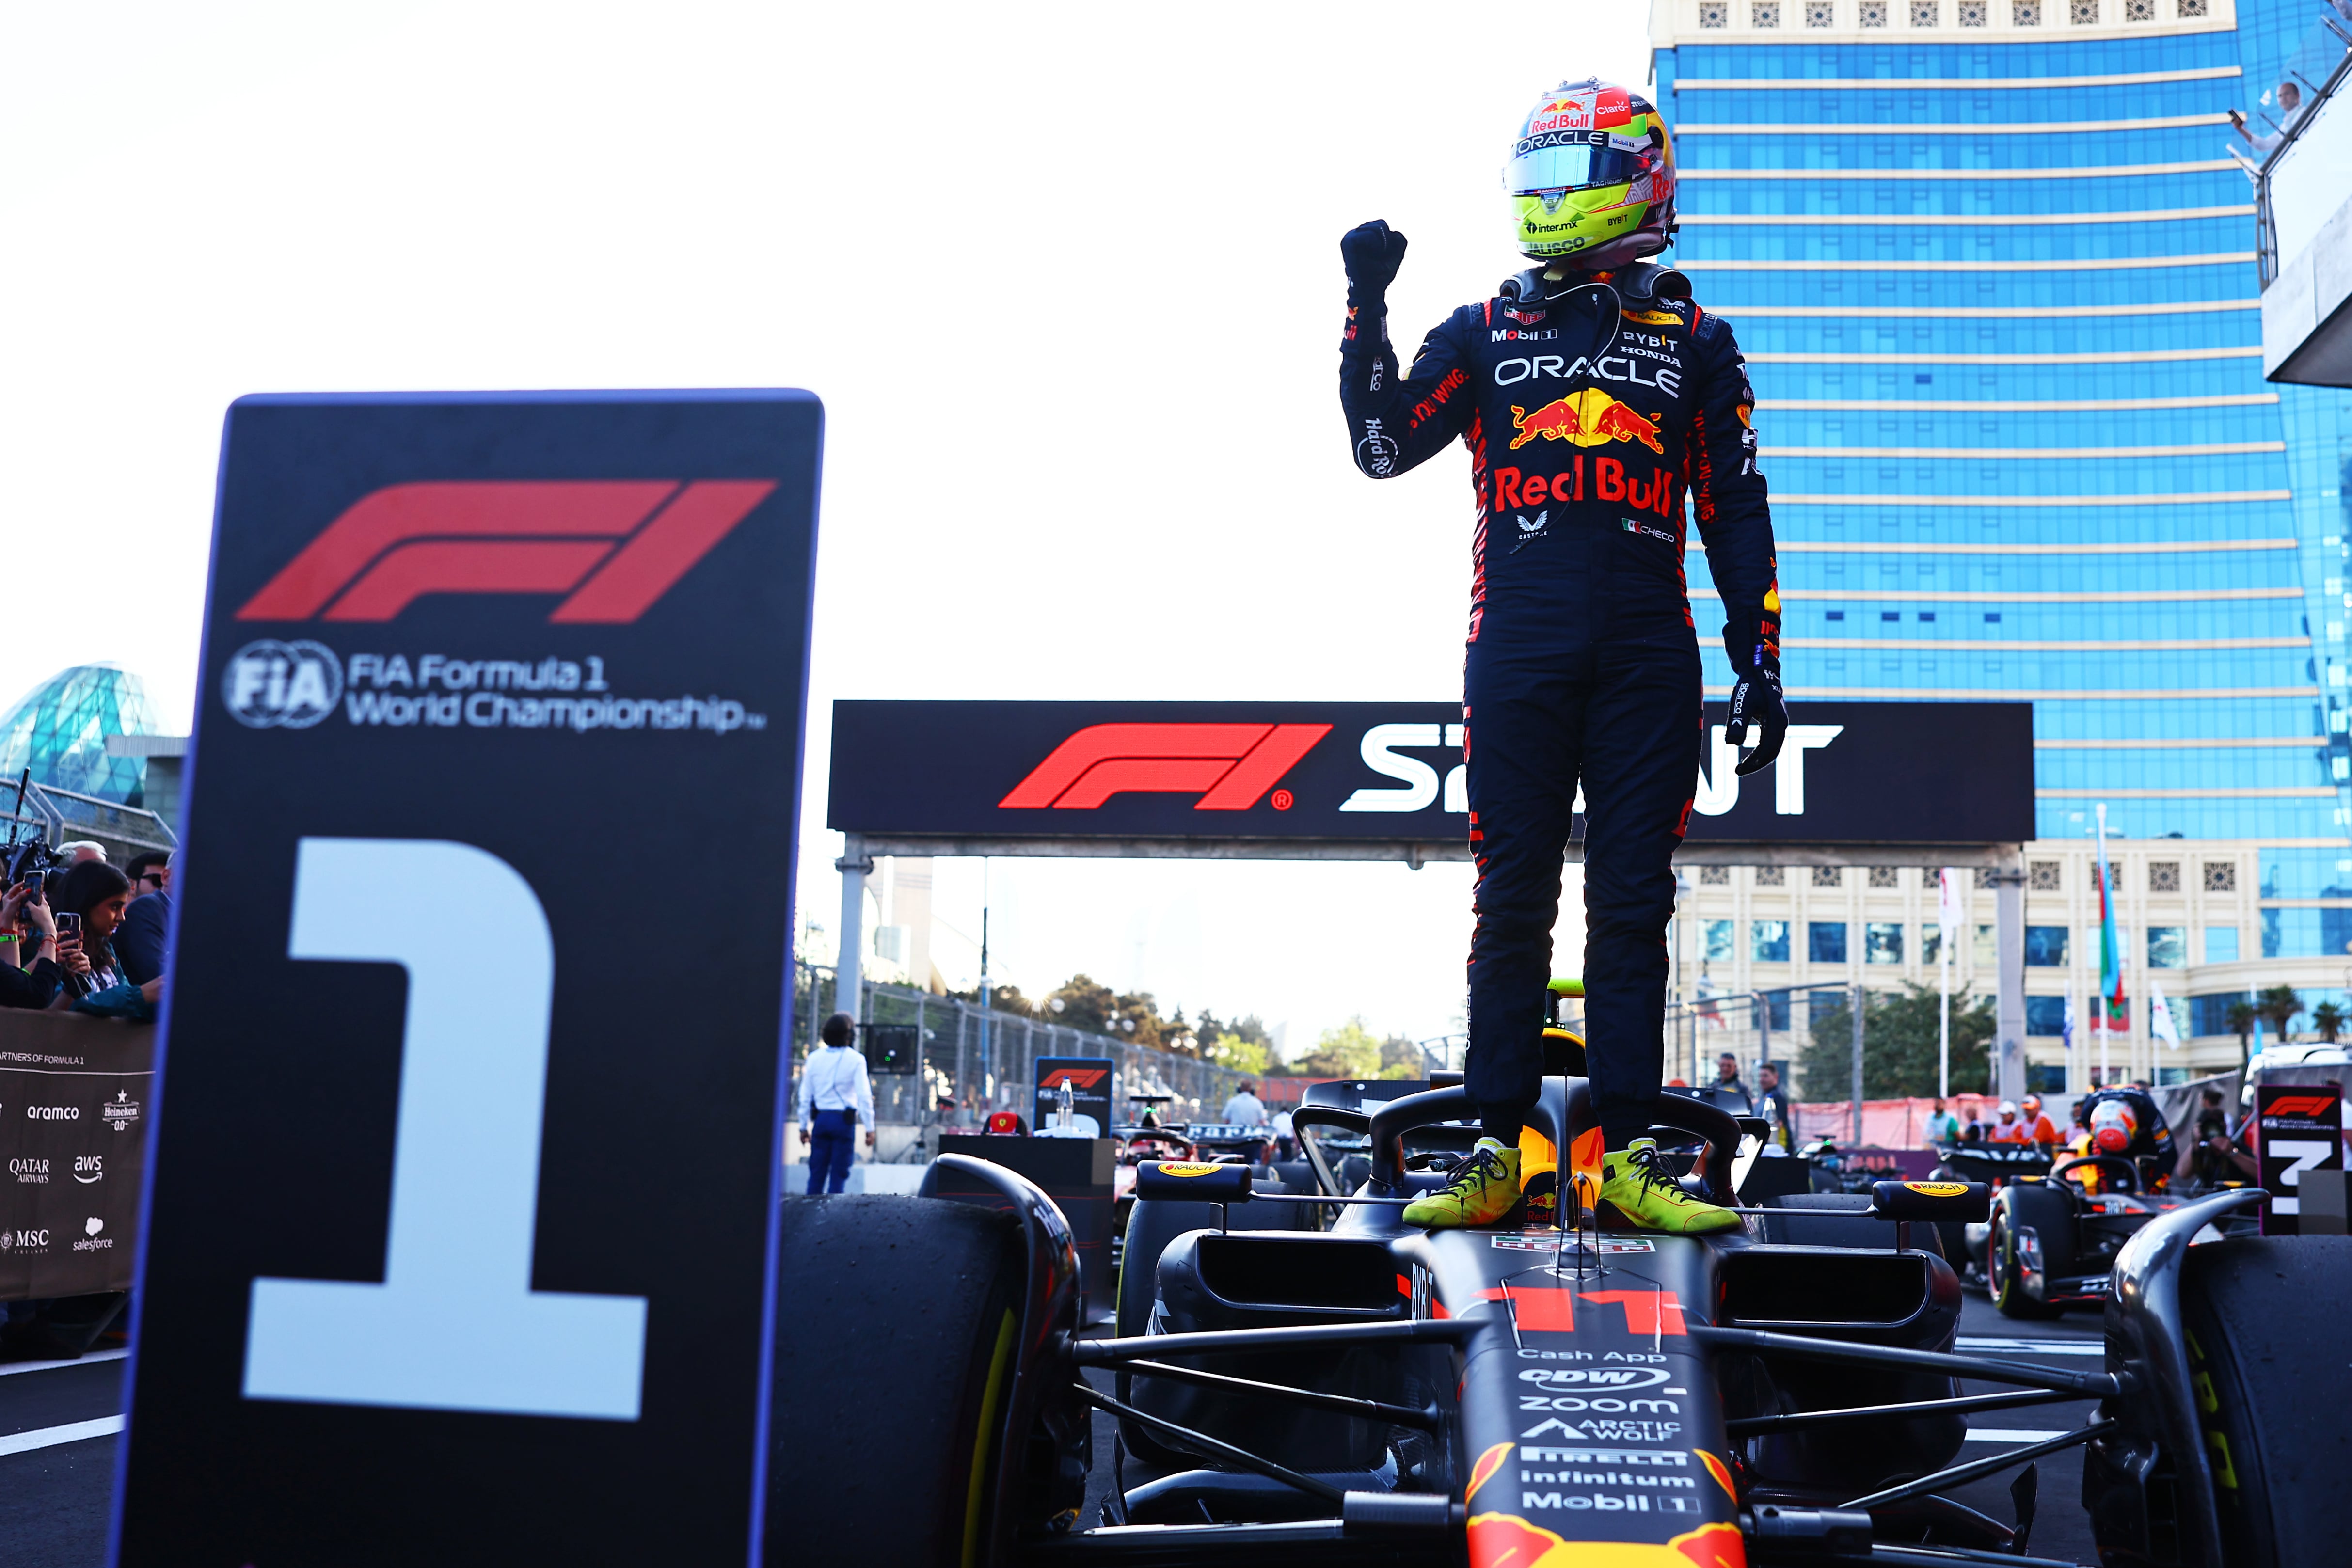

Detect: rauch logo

[235,479,776,625]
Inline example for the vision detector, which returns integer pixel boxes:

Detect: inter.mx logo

[234,479,775,625]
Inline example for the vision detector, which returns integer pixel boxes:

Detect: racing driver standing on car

[1339,79,1788,1234]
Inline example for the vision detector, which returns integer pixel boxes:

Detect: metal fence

[1664,985,1859,1093]
[786,963,1254,1142]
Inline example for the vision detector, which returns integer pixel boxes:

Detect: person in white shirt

[1222,1082,1269,1128]
[797,1012,876,1194]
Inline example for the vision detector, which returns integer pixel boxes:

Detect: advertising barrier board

[1034,1055,1114,1138]
[0,1012,154,1299]
[2256,1079,2344,1235]
[112,393,822,1566]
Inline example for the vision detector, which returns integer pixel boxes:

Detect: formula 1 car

[1979,1156,2262,1319]
[768,1065,2352,1568]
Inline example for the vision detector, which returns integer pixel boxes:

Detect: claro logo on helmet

[234,480,776,625]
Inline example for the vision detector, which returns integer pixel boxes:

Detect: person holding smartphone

[47,860,137,1005]
[0,873,65,1008]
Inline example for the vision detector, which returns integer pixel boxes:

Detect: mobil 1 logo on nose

[224,640,343,729]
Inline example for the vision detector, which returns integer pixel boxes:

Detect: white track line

[1964,1428,2068,1443]
[0,1349,127,1378]
[0,1416,122,1457]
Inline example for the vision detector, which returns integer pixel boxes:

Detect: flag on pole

[2149,983,2181,1049]
[1938,867,1965,946]
[2062,994,2076,1053]
[2095,807,2126,1029]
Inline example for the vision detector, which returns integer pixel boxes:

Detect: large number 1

[242,838,648,1420]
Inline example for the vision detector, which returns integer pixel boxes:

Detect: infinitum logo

[235,480,776,625]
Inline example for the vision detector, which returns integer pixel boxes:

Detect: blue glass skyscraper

[1654,0,2352,1089]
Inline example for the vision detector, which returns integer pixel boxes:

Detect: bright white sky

[2,1,1654,1049]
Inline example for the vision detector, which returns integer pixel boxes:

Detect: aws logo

[235,480,776,624]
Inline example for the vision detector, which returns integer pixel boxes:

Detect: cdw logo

[999,724,1330,810]
[236,480,775,624]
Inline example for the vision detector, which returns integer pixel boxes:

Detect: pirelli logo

[236,480,775,624]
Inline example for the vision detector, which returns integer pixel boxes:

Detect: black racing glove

[1727,665,1788,777]
[1340,219,1409,309]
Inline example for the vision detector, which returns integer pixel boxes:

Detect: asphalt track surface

[0,1293,2099,1566]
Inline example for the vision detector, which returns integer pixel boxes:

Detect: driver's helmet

[2091,1099,2137,1153]
[1505,79,1676,268]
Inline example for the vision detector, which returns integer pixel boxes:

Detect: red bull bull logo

[1509,390,1666,455]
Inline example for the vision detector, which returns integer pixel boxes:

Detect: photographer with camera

[0,871,66,1008]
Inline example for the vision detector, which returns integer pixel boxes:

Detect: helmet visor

[1507,131,1649,196]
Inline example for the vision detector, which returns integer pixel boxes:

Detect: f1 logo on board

[235,480,776,625]
[998,723,1332,811]
[2262,1094,2339,1119]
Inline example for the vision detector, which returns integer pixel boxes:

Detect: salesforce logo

[223,640,343,729]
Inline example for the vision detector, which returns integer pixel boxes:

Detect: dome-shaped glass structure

[0,664,160,804]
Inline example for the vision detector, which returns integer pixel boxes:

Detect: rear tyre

[2180,1236,2352,1567]
[1987,1188,2065,1320]
[767,1196,1023,1568]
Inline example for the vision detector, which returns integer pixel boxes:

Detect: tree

[1294,1016,1385,1080]
[1378,1033,1427,1080]
[2315,1001,2345,1044]
[1797,983,1994,1101]
[1207,1032,1271,1076]
[2257,984,2303,1045]
[2226,1000,2257,1072]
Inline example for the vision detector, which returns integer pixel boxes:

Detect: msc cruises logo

[234,480,776,625]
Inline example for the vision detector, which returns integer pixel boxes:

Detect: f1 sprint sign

[830,700,2034,849]
[114,394,823,1567]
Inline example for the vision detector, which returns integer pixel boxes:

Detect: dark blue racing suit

[1340,268,1781,1148]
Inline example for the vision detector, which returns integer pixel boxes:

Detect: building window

[1868,866,1899,888]
[2206,925,2240,963]
[1703,919,1735,961]
[2204,861,2237,892]
[1807,0,1836,21]
[2070,0,2097,20]
[1973,923,1996,964]
[1814,865,1843,887]
[1910,0,1938,21]
[1959,0,1988,20]
[1753,0,1781,23]
[1921,925,1942,963]
[1754,920,1792,963]
[2025,996,2068,1036]
[1810,921,1850,963]
[2013,0,2040,19]
[2148,926,2187,968]
[1756,866,1786,887]
[1699,865,1730,886]
[2191,990,2250,1036]
[2025,925,2070,966]
[1866,922,1904,963]
[2148,860,2180,893]
[1700,0,1729,23]
[1860,0,1889,22]
[2029,860,2061,891]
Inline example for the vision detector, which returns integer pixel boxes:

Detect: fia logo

[224,641,344,729]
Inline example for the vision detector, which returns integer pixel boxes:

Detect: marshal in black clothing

[1340,265,1784,1149]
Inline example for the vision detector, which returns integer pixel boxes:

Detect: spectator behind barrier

[1921,1096,1960,1148]
[56,840,108,865]
[48,860,161,1014]
[1222,1080,1269,1127]
[0,871,65,1008]
[116,849,172,986]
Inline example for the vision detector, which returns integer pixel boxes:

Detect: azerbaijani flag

[2095,805,2126,1028]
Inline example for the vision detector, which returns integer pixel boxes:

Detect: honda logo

[236,480,775,624]
[999,723,1330,810]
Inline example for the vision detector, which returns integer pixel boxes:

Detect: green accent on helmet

[1512,186,1658,259]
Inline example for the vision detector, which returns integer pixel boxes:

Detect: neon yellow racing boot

[1598,1137,1741,1235]
[1401,1138,1522,1229]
